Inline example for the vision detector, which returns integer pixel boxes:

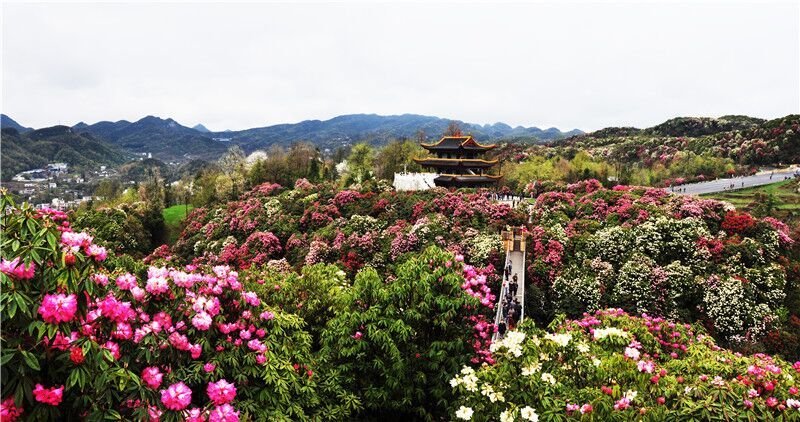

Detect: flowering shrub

[451,309,800,421]
[526,182,793,345]
[0,192,350,420]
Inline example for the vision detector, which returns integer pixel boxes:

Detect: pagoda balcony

[412,157,498,168]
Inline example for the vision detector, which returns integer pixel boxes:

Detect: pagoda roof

[420,135,496,151]
[413,157,498,168]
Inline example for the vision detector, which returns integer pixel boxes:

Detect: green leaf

[21,351,40,371]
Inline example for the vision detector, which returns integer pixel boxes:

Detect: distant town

[7,162,117,210]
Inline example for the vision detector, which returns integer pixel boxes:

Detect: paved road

[668,167,799,196]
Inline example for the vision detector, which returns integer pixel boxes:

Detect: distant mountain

[0,126,130,181]
[1,114,31,133]
[65,113,581,161]
[75,116,230,161]
[217,113,583,153]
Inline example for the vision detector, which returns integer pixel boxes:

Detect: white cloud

[2,1,798,131]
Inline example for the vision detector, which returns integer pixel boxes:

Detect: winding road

[667,166,799,196]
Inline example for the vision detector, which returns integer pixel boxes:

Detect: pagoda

[413,135,501,188]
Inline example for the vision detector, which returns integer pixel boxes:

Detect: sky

[2,1,799,132]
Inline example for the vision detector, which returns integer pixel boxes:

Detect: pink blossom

[142,366,164,389]
[32,384,63,406]
[242,292,260,307]
[624,347,640,360]
[0,396,23,421]
[192,312,213,331]
[160,382,192,411]
[204,363,216,373]
[185,408,206,422]
[39,293,78,324]
[613,397,631,411]
[207,379,237,405]
[92,273,109,286]
[145,276,170,295]
[116,273,138,290]
[131,286,146,301]
[0,257,35,280]
[580,404,593,414]
[259,311,275,321]
[87,244,107,261]
[209,404,239,422]
[637,360,656,374]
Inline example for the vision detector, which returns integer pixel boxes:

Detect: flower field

[1,176,799,420]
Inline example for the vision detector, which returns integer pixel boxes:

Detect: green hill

[0,126,130,181]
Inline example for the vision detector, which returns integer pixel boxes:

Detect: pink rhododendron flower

[142,366,164,389]
[32,384,63,406]
[207,379,237,405]
[39,293,78,324]
[580,404,592,414]
[637,360,656,374]
[624,347,640,360]
[192,312,213,331]
[242,291,260,307]
[1,396,23,421]
[130,286,146,301]
[185,408,206,422]
[613,397,631,410]
[87,244,107,261]
[145,276,170,295]
[209,404,239,422]
[259,311,275,321]
[116,273,138,290]
[160,382,192,411]
[0,257,35,280]
[204,363,216,373]
[92,273,109,286]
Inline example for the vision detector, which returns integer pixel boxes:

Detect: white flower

[544,332,572,348]
[624,390,637,401]
[462,374,478,392]
[500,409,515,422]
[450,377,460,388]
[455,406,474,420]
[520,406,539,421]
[592,357,602,367]
[541,373,556,385]
[521,362,542,376]
[593,326,630,340]
[576,342,590,353]
[461,366,475,375]
[684,386,694,395]
[493,331,526,357]
[786,398,800,409]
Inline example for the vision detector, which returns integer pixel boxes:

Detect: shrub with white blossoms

[468,233,502,265]
[450,309,800,421]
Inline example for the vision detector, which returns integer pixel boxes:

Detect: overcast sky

[2,1,798,132]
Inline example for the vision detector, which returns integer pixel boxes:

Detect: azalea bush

[526,181,796,347]
[0,191,351,420]
[450,309,800,421]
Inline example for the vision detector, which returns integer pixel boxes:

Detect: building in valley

[413,135,501,188]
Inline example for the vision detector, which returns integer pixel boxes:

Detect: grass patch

[701,179,800,222]
[163,204,194,244]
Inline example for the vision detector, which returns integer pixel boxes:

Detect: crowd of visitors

[496,262,522,337]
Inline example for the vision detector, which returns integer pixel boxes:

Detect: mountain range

[3,113,583,163]
[0,125,130,181]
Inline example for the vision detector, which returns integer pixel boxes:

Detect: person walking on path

[507,308,518,330]
[510,274,519,297]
